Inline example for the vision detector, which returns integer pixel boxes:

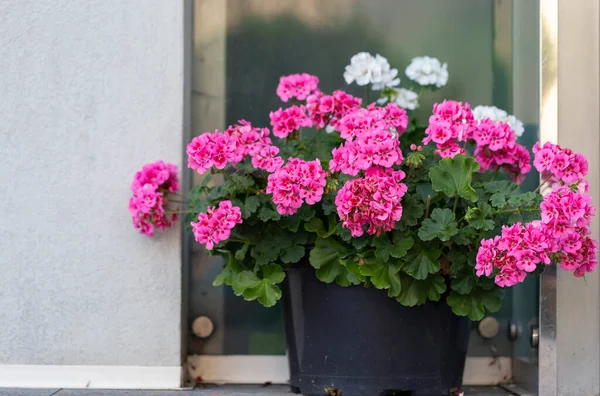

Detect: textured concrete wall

[0,0,184,366]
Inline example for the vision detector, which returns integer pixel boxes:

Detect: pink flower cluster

[422,101,531,183]
[251,145,284,172]
[330,127,404,176]
[336,104,408,140]
[269,105,312,139]
[187,121,272,174]
[129,161,179,237]
[225,120,272,160]
[473,119,531,184]
[266,158,327,215]
[305,90,362,130]
[533,142,589,186]
[335,167,408,237]
[423,100,474,158]
[276,73,319,102]
[476,186,597,287]
[191,200,243,250]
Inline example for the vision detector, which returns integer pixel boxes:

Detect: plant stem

[489,168,499,182]
[452,197,458,214]
[366,85,371,104]
[221,169,238,188]
[305,128,323,149]
[493,207,541,216]
[534,175,553,193]
[168,198,188,204]
[425,195,431,218]
[165,210,196,214]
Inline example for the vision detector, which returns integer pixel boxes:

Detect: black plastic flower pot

[281,266,470,396]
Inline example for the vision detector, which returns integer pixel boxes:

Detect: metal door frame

[532,1,600,395]
[184,0,600,391]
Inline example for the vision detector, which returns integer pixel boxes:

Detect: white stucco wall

[0,0,184,380]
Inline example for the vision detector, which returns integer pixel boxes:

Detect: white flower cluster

[377,88,420,110]
[405,56,448,88]
[472,105,525,137]
[343,52,400,91]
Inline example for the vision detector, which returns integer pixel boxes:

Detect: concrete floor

[0,385,519,396]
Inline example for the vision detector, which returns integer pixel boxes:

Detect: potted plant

[128,53,597,396]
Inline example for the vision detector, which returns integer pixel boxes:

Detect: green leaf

[351,236,370,250]
[213,254,243,288]
[258,206,281,222]
[373,235,393,261]
[298,205,316,221]
[465,203,495,231]
[279,214,301,232]
[477,276,497,291]
[480,287,504,312]
[251,240,280,266]
[321,195,337,216]
[507,213,522,225]
[470,218,495,231]
[242,196,261,218]
[280,244,305,264]
[452,226,473,245]
[235,243,250,261]
[447,292,485,320]
[447,288,505,320]
[507,191,539,208]
[309,238,351,284]
[237,264,285,307]
[402,246,441,279]
[416,184,437,204]
[483,180,520,195]
[397,274,446,306]
[397,194,425,228]
[429,154,480,202]
[447,250,469,273]
[451,276,476,295]
[304,217,326,236]
[374,233,414,261]
[337,224,354,242]
[223,173,255,195]
[418,208,458,242]
[339,256,367,283]
[206,185,227,202]
[490,192,507,209]
[359,259,403,297]
[213,265,233,287]
[391,232,414,258]
[304,216,336,238]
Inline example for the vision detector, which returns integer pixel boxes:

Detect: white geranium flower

[344,52,400,90]
[505,115,525,137]
[376,97,389,105]
[370,54,400,91]
[472,105,525,137]
[472,105,508,121]
[392,88,419,110]
[405,56,448,88]
[344,52,377,86]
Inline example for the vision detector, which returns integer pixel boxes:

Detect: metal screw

[508,320,519,341]
[530,325,539,348]
[192,316,214,339]
[478,316,500,339]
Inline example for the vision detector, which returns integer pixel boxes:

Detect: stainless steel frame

[536,1,600,395]
[186,0,600,392]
